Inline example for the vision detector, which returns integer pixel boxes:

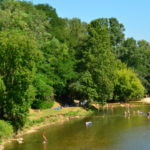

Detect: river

[4,103,150,150]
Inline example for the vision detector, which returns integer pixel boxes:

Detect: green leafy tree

[35,4,58,20]
[35,4,68,42]
[137,40,150,92]
[32,73,54,109]
[74,19,117,103]
[0,0,51,45]
[69,71,98,102]
[66,18,88,48]
[109,18,125,47]
[114,68,145,101]
[117,38,150,93]
[39,38,76,102]
[0,29,40,131]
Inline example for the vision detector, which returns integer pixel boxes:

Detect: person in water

[147,112,150,119]
[42,132,47,144]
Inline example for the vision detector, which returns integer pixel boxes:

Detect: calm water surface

[5,104,150,150]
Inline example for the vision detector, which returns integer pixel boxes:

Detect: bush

[32,100,54,110]
[33,73,54,101]
[0,120,13,142]
[39,100,54,109]
[114,68,145,101]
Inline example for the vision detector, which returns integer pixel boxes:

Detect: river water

[4,103,150,150]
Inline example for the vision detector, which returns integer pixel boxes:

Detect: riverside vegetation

[0,0,149,143]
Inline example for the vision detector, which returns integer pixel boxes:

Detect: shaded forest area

[0,0,149,130]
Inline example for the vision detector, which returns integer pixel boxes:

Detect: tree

[0,29,40,131]
[35,4,58,20]
[0,0,51,45]
[35,4,68,42]
[137,40,150,92]
[69,71,98,102]
[113,68,145,101]
[109,18,125,47]
[119,38,138,67]
[117,38,150,93]
[39,38,76,102]
[73,19,117,103]
[65,18,88,48]
[32,73,54,109]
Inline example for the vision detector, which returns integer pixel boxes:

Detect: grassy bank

[24,105,93,132]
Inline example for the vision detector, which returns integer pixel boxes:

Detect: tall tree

[109,18,125,47]
[0,29,40,131]
[0,0,50,44]
[39,38,76,102]
[117,38,150,92]
[66,18,88,48]
[71,19,117,103]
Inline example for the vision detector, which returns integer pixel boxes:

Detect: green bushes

[0,120,13,142]
[39,100,54,109]
[113,69,145,101]
[32,73,54,110]
[32,100,54,110]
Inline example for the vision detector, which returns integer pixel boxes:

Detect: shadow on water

[4,104,150,150]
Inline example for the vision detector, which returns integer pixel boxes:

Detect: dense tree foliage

[0,0,147,130]
[114,68,145,101]
[70,19,117,103]
[117,38,150,92]
[0,29,40,131]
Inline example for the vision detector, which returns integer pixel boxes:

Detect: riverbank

[1,100,148,150]
[0,102,93,149]
[139,97,150,103]
[4,101,150,150]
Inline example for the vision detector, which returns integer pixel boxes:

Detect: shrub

[39,100,54,109]
[0,120,13,142]
[114,68,145,101]
[32,100,54,110]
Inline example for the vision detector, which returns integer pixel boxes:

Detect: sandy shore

[140,98,150,103]
[0,146,4,150]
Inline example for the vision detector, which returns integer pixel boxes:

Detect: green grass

[0,120,13,143]
[65,110,79,116]
[25,117,45,128]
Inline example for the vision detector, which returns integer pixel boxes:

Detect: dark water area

[5,104,150,150]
